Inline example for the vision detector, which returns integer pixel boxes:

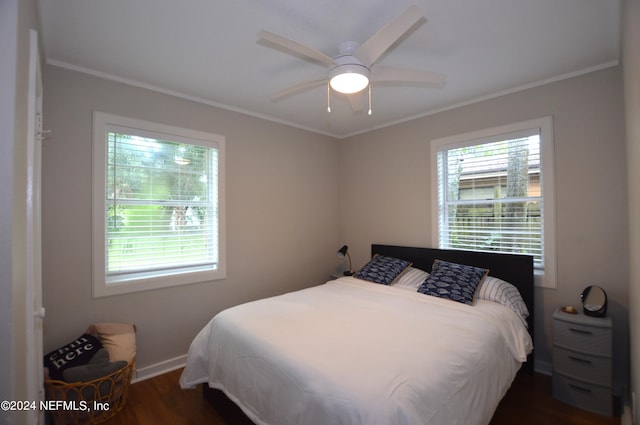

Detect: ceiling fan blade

[345,92,364,113]
[355,5,425,67]
[371,66,446,87]
[270,79,328,102]
[258,30,335,66]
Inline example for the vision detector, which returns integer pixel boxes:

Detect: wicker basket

[44,358,135,425]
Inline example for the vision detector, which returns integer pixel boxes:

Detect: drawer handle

[568,327,593,335]
[568,383,593,394]
[568,355,593,365]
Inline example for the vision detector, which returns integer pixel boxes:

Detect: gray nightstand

[552,307,613,416]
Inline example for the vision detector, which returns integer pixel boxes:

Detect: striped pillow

[392,267,429,291]
[477,276,529,325]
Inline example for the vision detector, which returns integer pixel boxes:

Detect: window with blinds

[92,112,225,297]
[431,117,556,288]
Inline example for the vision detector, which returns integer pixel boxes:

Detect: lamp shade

[329,64,370,94]
[336,245,354,276]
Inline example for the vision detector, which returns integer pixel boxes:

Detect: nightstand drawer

[552,318,611,356]
[552,372,612,416]
[552,346,611,385]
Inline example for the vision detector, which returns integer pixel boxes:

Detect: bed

[179,245,534,425]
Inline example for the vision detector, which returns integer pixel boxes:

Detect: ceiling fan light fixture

[329,64,370,94]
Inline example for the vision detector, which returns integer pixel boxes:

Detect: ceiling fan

[258,5,446,114]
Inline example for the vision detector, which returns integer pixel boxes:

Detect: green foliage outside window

[106,132,218,274]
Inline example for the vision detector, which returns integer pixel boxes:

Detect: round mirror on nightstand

[580,285,608,317]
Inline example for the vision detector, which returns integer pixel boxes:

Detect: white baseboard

[621,387,634,425]
[131,354,187,384]
[534,359,552,376]
[133,356,554,383]
[622,403,633,425]
[131,354,634,424]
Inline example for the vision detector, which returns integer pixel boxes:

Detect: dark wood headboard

[372,244,534,373]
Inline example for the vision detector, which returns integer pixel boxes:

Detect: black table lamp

[336,245,354,276]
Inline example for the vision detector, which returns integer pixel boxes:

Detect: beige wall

[41,42,630,398]
[624,0,640,420]
[340,66,629,393]
[41,66,341,370]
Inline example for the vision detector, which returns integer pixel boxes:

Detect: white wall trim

[130,352,632,424]
[534,359,552,376]
[621,387,633,425]
[133,355,555,384]
[91,111,227,298]
[429,116,557,288]
[341,61,617,139]
[46,59,338,139]
[46,58,618,140]
[131,354,187,384]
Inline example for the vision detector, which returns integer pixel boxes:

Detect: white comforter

[180,277,533,425]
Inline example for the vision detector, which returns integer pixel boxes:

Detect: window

[92,112,225,297]
[430,117,556,288]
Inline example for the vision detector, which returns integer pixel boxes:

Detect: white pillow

[476,276,529,325]
[392,267,429,291]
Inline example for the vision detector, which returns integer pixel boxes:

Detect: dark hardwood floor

[490,372,619,425]
[100,368,620,425]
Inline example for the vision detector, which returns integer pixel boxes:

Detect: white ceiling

[37,0,620,138]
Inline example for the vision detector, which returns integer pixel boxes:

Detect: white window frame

[430,116,556,288]
[92,111,226,297]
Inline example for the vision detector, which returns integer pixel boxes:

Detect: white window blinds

[105,127,219,277]
[93,112,226,297]
[437,130,544,269]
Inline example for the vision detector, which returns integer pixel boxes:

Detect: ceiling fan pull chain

[368,84,372,116]
[327,82,331,113]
